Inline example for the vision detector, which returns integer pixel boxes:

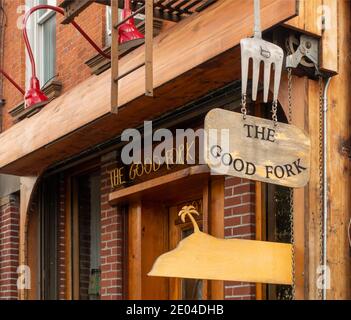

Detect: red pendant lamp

[24,76,48,109]
[22,4,111,110]
[119,0,144,44]
[23,6,49,109]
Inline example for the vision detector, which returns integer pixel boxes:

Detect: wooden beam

[145,0,154,96]
[320,0,338,74]
[284,0,323,36]
[109,165,210,205]
[0,0,298,176]
[111,0,119,113]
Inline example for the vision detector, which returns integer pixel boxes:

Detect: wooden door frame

[63,158,101,300]
[168,201,205,300]
[126,172,225,300]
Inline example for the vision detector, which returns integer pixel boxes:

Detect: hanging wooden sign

[149,206,292,285]
[204,108,310,188]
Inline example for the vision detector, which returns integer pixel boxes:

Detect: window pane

[38,0,48,18]
[77,172,101,300]
[181,228,203,300]
[42,15,56,84]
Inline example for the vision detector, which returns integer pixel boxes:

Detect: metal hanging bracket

[286,34,319,73]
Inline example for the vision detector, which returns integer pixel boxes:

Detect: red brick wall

[0,194,20,300]
[78,175,92,300]
[224,177,256,300]
[0,0,106,131]
[1,0,26,131]
[100,152,124,300]
[57,174,66,300]
[56,0,106,93]
[42,155,125,301]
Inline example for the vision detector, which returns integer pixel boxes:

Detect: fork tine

[263,61,272,103]
[241,47,249,97]
[272,58,283,102]
[252,57,260,101]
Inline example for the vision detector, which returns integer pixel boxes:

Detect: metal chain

[241,94,247,120]
[318,76,324,300]
[287,68,293,124]
[287,67,296,300]
[272,100,278,126]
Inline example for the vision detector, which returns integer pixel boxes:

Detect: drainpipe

[0,0,6,132]
[322,76,331,300]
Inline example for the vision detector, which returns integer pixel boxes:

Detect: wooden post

[209,176,224,300]
[255,182,266,300]
[145,0,154,96]
[18,176,39,300]
[324,0,351,299]
[278,74,308,299]
[128,200,142,299]
[111,0,119,113]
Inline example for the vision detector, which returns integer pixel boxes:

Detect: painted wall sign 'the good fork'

[204,109,311,188]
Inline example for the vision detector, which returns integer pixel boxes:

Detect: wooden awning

[0,0,297,176]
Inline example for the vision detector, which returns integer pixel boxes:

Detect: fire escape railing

[59,0,218,113]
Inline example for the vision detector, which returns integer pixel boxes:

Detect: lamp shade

[119,0,144,44]
[25,76,48,109]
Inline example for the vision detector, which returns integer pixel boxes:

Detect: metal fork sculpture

[240,0,284,104]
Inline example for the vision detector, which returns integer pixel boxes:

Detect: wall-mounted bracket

[286,34,320,75]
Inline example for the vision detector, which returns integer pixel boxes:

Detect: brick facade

[0,194,20,300]
[224,177,256,300]
[58,174,66,300]
[56,0,106,93]
[1,0,26,131]
[0,0,106,131]
[0,164,257,301]
[100,152,124,300]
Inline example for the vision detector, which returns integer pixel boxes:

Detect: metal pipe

[322,76,331,300]
[0,0,6,96]
[253,0,262,38]
[0,69,25,95]
[23,4,111,78]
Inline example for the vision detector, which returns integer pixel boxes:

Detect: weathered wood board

[204,109,311,188]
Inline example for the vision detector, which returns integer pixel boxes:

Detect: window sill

[85,19,163,76]
[9,79,63,123]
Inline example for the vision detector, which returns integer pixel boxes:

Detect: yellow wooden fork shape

[149,205,293,285]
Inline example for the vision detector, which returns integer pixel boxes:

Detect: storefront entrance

[124,167,224,300]
[128,198,205,300]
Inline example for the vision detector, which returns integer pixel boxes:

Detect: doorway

[126,171,224,300]
[71,171,101,300]
[168,200,204,300]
